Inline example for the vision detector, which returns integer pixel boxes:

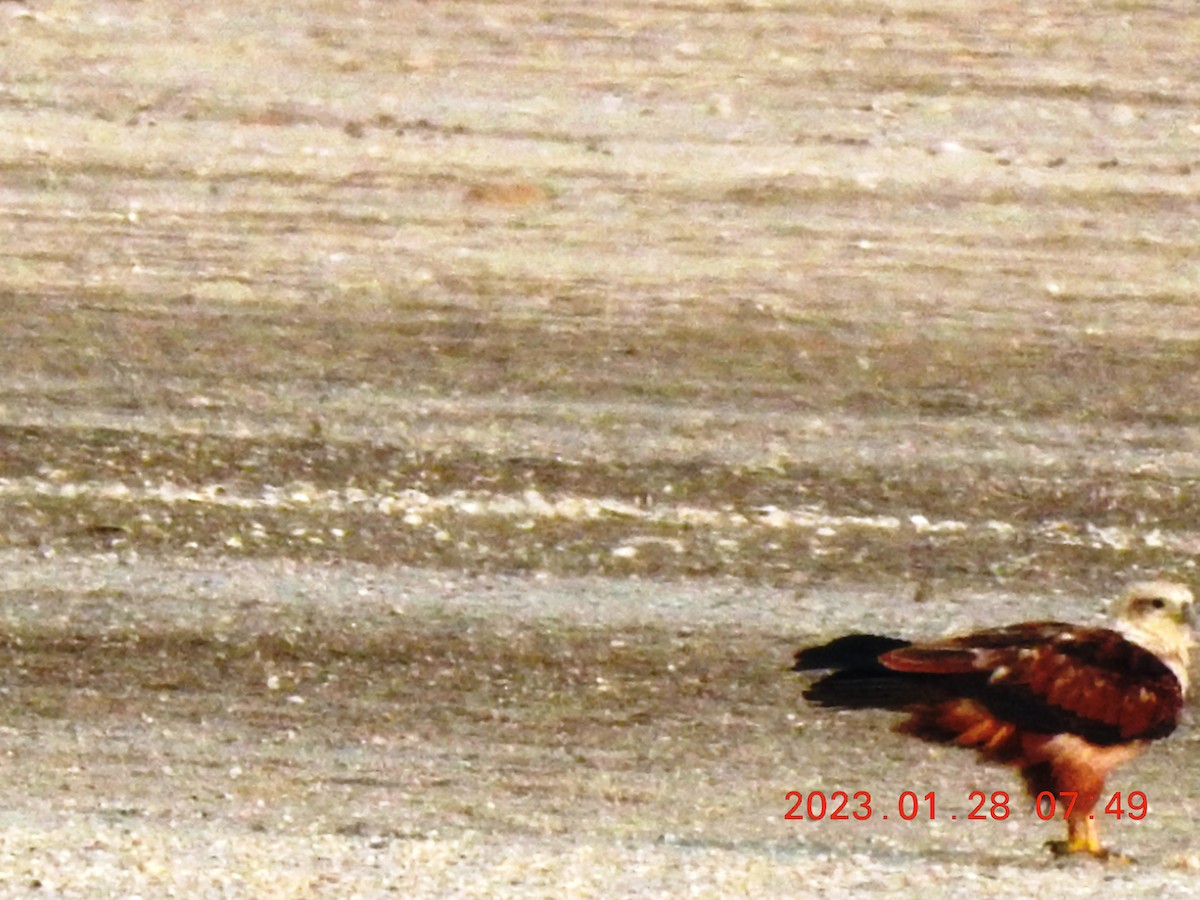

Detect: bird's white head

[1113,580,1195,692]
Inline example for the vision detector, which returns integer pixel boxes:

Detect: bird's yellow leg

[1045,817,1133,863]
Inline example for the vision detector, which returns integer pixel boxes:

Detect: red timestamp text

[783,790,1149,822]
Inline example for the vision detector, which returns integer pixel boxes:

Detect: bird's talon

[1044,839,1134,864]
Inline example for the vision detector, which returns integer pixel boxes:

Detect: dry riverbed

[1,0,1199,896]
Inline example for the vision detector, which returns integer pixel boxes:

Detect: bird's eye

[1151,598,1166,610]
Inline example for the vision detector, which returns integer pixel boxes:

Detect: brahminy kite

[794,581,1193,860]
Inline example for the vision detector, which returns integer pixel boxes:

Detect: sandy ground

[1,0,1200,896]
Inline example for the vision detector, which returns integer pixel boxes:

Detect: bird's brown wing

[881,622,1184,743]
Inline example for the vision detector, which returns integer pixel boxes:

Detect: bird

[793,580,1194,861]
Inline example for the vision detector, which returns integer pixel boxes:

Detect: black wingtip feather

[796,633,932,712]
[792,634,910,672]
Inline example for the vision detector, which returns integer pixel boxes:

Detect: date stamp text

[783,790,1148,822]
